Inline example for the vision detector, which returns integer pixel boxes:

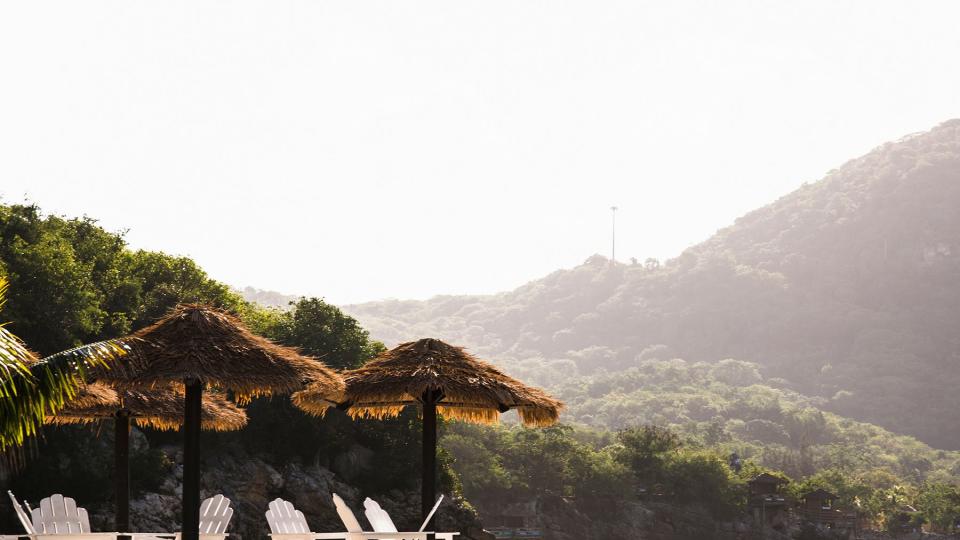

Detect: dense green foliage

[535,355,960,486]
[0,204,246,355]
[445,422,960,532]
[246,298,386,370]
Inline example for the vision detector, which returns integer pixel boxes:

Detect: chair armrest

[129,533,227,540]
[129,533,176,540]
[357,534,427,540]
[34,536,121,540]
[37,535,122,540]
[271,534,360,540]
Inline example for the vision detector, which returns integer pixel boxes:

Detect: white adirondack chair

[4,492,117,540]
[32,494,90,535]
[7,491,36,537]
[196,494,233,539]
[131,495,233,540]
[362,496,456,540]
[265,496,367,540]
[264,494,457,540]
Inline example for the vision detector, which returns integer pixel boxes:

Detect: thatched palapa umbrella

[95,305,344,540]
[48,382,247,533]
[292,338,562,530]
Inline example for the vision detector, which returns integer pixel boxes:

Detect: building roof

[750,473,788,485]
[804,488,837,500]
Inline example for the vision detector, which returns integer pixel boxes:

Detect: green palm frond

[0,325,33,385]
[0,337,132,450]
[0,324,42,451]
[0,276,132,450]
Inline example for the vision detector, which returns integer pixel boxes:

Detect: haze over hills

[338,119,960,450]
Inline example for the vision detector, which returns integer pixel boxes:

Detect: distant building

[748,473,789,532]
[483,499,544,540]
[799,489,858,533]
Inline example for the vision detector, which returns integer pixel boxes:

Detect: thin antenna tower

[610,206,618,262]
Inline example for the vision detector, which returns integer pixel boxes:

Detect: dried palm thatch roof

[18,349,122,413]
[290,383,342,417]
[96,304,344,404]
[57,381,117,410]
[296,338,562,426]
[48,383,248,432]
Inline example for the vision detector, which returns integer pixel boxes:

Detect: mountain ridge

[337,119,960,449]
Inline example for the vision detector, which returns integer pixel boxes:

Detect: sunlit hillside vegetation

[543,356,960,484]
[345,119,960,451]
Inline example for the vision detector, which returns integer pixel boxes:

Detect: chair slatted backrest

[76,509,90,534]
[199,495,233,534]
[362,499,397,533]
[7,491,36,535]
[418,495,444,533]
[33,494,90,534]
[331,494,363,533]
[265,499,310,534]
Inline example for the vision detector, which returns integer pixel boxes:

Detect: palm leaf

[0,277,132,450]
[0,337,132,450]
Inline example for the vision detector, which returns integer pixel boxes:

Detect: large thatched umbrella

[48,382,247,533]
[292,338,563,530]
[94,304,344,540]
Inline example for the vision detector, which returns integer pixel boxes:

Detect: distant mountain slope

[344,119,960,449]
[237,286,299,309]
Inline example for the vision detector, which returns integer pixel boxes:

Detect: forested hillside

[345,119,960,449]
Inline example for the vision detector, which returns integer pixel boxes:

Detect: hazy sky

[2,2,958,304]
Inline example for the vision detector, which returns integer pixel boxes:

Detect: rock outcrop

[85,439,483,540]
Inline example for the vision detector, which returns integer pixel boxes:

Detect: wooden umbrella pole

[182,378,202,540]
[115,408,131,536]
[421,389,439,537]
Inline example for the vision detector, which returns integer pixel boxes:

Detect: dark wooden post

[115,409,130,535]
[182,378,202,540]
[421,390,438,536]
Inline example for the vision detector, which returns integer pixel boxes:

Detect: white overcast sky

[2,1,959,304]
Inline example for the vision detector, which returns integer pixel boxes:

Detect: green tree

[615,425,682,489]
[916,482,960,532]
[0,205,110,353]
[0,204,245,353]
[117,250,246,332]
[250,297,385,369]
[663,450,742,518]
[443,428,515,497]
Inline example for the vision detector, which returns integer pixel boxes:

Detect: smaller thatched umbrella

[293,338,563,530]
[93,304,344,540]
[48,383,247,533]
[50,383,248,431]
